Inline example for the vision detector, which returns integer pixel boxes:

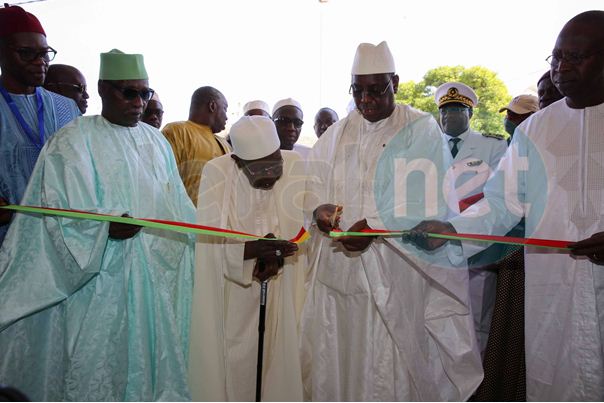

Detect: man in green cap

[0,49,195,401]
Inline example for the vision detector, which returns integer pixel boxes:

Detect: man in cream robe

[408,11,604,400]
[300,41,482,401]
[189,116,309,401]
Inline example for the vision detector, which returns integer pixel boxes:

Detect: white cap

[272,97,303,116]
[499,95,539,114]
[230,116,280,161]
[434,82,478,108]
[351,41,395,75]
[243,100,270,115]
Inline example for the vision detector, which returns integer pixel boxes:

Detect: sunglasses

[243,158,284,176]
[439,106,469,114]
[349,78,392,99]
[104,81,154,102]
[46,82,87,95]
[274,117,304,129]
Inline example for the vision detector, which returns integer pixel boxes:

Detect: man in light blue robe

[0,5,80,245]
[0,49,195,401]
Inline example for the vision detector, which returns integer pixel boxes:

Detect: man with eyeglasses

[406,10,604,401]
[43,63,89,114]
[300,41,482,401]
[272,97,310,159]
[435,82,507,359]
[0,5,80,247]
[0,49,195,401]
[189,115,308,401]
[162,86,230,206]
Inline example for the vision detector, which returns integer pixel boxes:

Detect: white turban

[230,116,280,160]
[272,97,303,116]
[243,100,270,115]
[351,41,395,75]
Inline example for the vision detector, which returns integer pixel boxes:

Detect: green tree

[395,66,511,135]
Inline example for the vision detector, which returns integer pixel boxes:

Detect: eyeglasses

[274,117,304,129]
[104,81,154,102]
[46,82,87,95]
[349,78,392,98]
[10,46,57,62]
[439,106,469,115]
[546,49,604,66]
[242,158,284,176]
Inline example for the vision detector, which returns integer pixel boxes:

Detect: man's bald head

[561,10,604,38]
[46,64,79,82]
[44,64,88,113]
[190,86,223,108]
[189,86,228,133]
[551,10,604,108]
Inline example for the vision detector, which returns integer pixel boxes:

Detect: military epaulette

[482,132,507,140]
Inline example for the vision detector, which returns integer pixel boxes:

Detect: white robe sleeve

[223,241,255,286]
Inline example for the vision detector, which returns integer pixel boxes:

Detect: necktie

[450,138,461,158]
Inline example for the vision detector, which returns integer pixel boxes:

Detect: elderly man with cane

[188,116,309,401]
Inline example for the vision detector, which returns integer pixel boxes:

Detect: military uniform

[435,82,508,356]
[445,130,507,203]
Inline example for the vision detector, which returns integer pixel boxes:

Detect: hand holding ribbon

[248,233,296,282]
[333,218,375,252]
[109,214,143,240]
[402,220,459,250]
[569,232,604,266]
[0,198,13,225]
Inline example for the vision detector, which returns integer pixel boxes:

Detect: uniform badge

[466,160,483,167]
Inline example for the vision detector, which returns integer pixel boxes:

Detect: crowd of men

[0,3,603,402]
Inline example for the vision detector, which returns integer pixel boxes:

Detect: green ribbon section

[329,231,399,237]
[329,230,570,250]
[0,205,276,241]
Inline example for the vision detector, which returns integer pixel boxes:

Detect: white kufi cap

[243,100,270,115]
[230,116,280,160]
[272,97,303,116]
[351,41,395,75]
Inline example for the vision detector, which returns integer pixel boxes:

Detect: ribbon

[0,205,309,244]
[329,229,571,250]
[2,204,570,250]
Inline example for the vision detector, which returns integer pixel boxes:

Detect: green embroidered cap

[99,49,148,80]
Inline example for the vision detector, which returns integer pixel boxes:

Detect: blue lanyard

[0,85,45,149]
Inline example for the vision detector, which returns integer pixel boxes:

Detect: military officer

[435,81,508,356]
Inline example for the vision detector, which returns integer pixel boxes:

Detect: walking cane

[255,247,283,401]
[255,277,268,402]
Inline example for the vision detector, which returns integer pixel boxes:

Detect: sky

[18,0,604,146]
